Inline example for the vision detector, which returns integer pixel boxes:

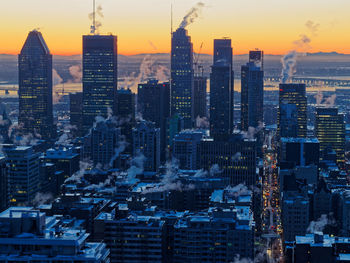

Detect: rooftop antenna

[90,0,96,34]
[171,1,173,35]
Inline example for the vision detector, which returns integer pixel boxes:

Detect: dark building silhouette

[279,137,320,168]
[199,136,257,186]
[241,61,264,130]
[193,76,207,121]
[315,107,345,165]
[210,39,234,141]
[116,88,135,155]
[213,39,233,66]
[18,30,54,139]
[69,92,83,136]
[0,157,7,212]
[171,28,194,129]
[278,83,307,138]
[249,50,264,69]
[133,121,160,172]
[83,119,122,168]
[82,35,118,134]
[137,80,170,161]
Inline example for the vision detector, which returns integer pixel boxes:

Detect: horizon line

[0,51,348,57]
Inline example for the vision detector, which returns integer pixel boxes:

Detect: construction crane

[194,42,204,77]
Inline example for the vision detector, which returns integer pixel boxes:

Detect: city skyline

[0,0,349,55]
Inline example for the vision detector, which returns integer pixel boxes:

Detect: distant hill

[1,52,350,85]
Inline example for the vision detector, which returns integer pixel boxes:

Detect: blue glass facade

[82,35,118,134]
[210,39,234,141]
[18,30,54,139]
[171,28,194,129]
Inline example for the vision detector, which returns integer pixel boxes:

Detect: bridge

[264,77,350,87]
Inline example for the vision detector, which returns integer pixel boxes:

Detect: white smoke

[179,2,205,29]
[315,90,324,105]
[65,160,92,184]
[52,69,63,87]
[324,94,336,107]
[209,164,222,176]
[232,152,242,162]
[69,65,82,83]
[125,55,170,91]
[126,153,146,182]
[281,51,298,84]
[109,138,128,167]
[305,20,320,36]
[195,116,209,128]
[226,184,250,197]
[307,214,335,233]
[281,21,320,83]
[89,4,104,34]
[33,192,53,207]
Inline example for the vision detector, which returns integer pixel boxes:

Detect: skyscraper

[241,60,264,131]
[4,145,40,206]
[83,119,121,167]
[137,80,170,161]
[0,157,8,212]
[213,39,233,66]
[193,76,207,121]
[82,35,118,134]
[210,39,234,140]
[116,88,135,155]
[171,28,194,129]
[315,107,345,165]
[278,83,307,138]
[133,121,160,172]
[18,30,54,139]
[69,92,83,136]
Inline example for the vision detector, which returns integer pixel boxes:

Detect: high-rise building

[4,145,40,206]
[94,211,167,263]
[167,113,184,149]
[133,121,160,172]
[18,30,54,139]
[173,130,205,170]
[241,61,264,130]
[278,83,307,138]
[45,146,80,192]
[315,107,345,165]
[138,80,170,161]
[69,92,83,136]
[173,208,254,262]
[116,88,135,155]
[210,39,234,141]
[213,39,233,67]
[279,137,320,168]
[210,55,234,139]
[171,28,194,129]
[282,191,310,242]
[116,88,135,119]
[83,119,121,168]
[198,136,257,186]
[0,207,110,262]
[82,35,118,133]
[0,157,8,212]
[249,50,264,69]
[193,76,207,120]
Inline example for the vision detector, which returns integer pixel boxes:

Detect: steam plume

[69,65,82,83]
[179,2,205,29]
[89,4,104,34]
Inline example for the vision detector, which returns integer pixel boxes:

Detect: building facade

[171,28,194,129]
[18,30,54,139]
[82,35,118,133]
[278,83,307,138]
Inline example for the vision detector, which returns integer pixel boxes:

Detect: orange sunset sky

[0,0,349,56]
